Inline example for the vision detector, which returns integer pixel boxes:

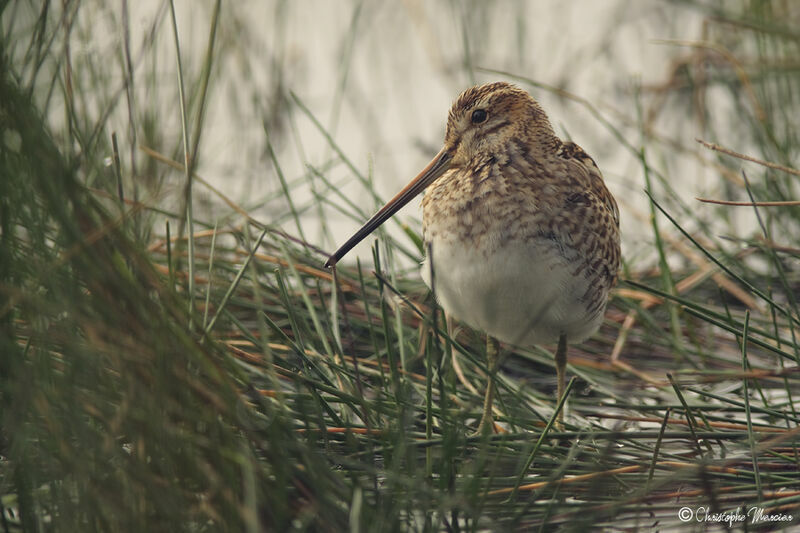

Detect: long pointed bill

[325,147,452,267]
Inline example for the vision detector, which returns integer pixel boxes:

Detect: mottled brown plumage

[326,82,620,434]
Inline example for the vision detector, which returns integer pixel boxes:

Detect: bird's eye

[471,109,488,124]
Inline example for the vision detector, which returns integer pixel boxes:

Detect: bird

[325,81,620,434]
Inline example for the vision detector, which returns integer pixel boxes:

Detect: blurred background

[8,0,795,263]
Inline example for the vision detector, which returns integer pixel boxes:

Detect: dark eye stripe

[481,119,510,136]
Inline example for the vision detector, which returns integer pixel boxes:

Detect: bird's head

[325,82,555,267]
[442,82,558,168]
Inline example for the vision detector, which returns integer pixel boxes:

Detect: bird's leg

[475,336,501,435]
[555,333,568,428]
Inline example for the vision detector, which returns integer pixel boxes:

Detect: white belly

[421,237,605,346]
